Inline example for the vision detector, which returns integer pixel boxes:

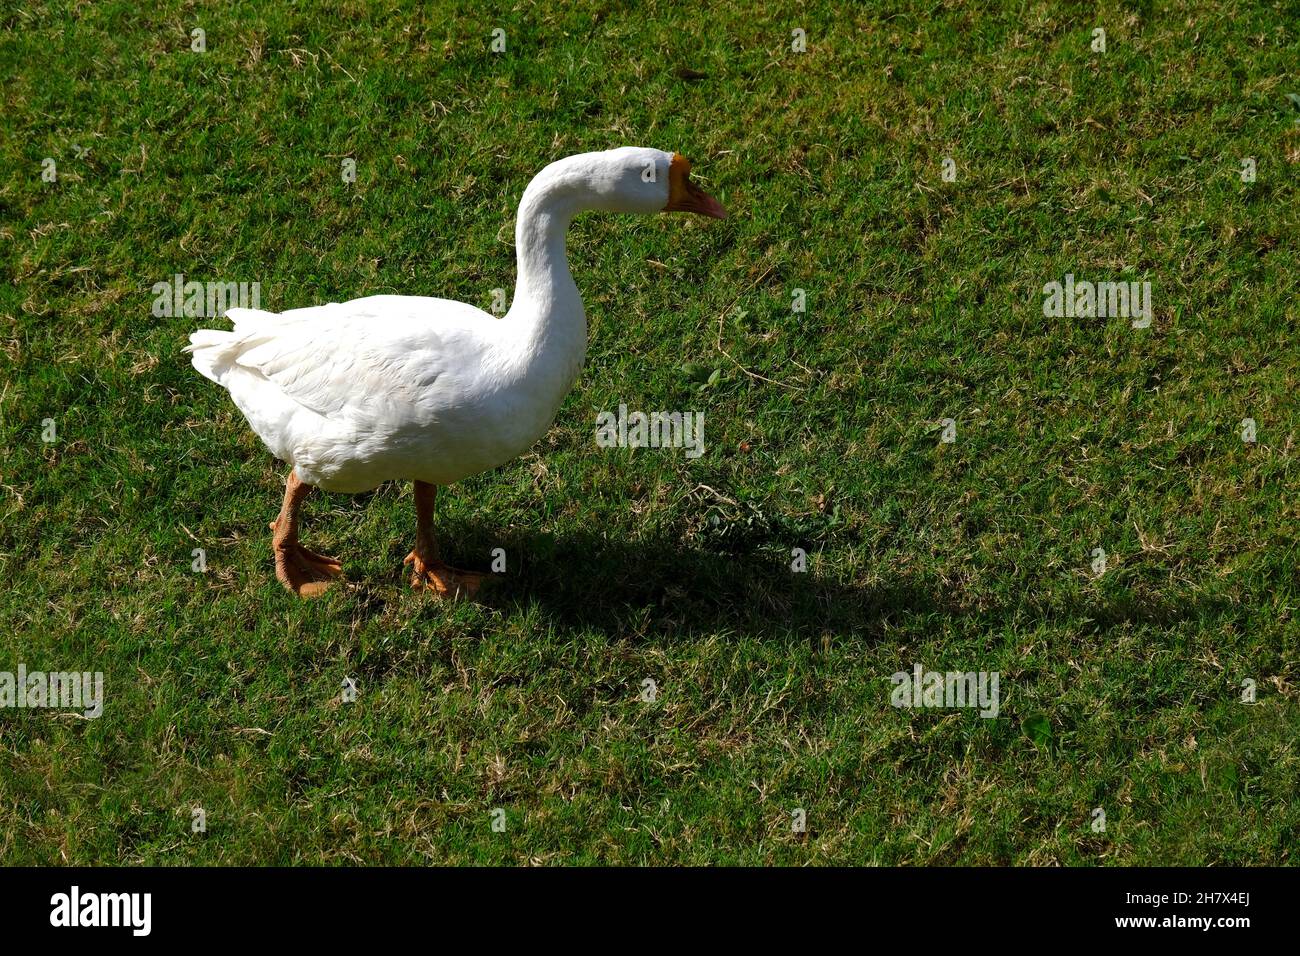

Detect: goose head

[535,147,728,220]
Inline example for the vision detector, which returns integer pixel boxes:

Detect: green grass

[1,0,1297,865]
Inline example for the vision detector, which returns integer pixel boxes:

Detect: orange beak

[663,153,728,219]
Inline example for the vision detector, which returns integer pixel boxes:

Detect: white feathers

[186,296,523,491]
[186,149,670,493]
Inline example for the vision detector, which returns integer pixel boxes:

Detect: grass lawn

[1,0,1297,865]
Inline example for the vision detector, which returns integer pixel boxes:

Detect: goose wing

[187,297,491,420]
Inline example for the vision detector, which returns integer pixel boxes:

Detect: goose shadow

[442,527,1234,646]
[458,528,903,645]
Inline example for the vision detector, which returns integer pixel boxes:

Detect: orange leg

[270,471,342,598]
[403,481,485,599]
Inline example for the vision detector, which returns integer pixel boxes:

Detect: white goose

[187,147,727,598]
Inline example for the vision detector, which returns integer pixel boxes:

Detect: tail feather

[185,329,237,384]
[185,308,284,384]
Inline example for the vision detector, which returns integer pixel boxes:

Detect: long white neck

[504,158,589,390]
